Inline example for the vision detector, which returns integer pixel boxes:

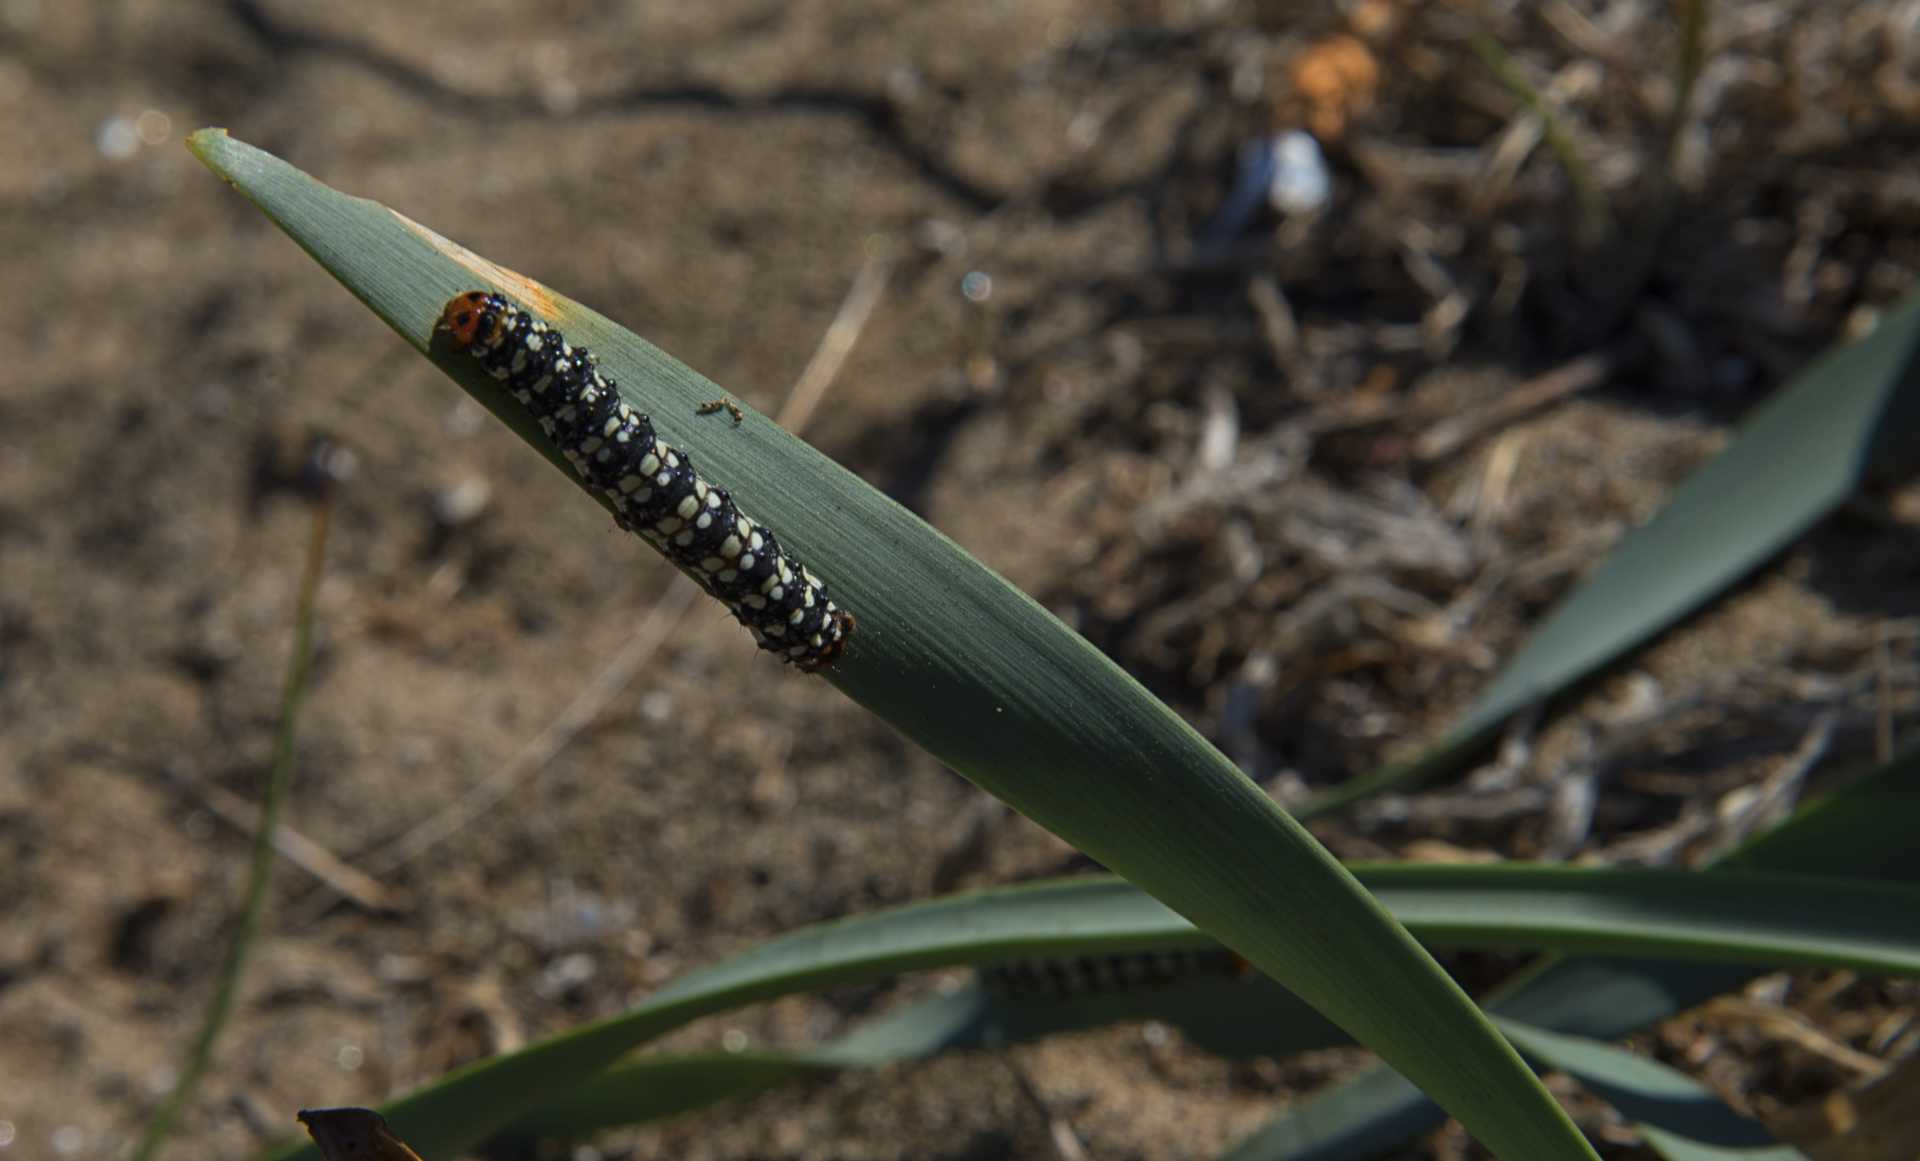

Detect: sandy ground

[6,2,1920,1159]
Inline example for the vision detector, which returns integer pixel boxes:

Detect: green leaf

[502,1052,844,1138]
[1496,1019,1808,1161]
[1360,864,1920,974]
[188,130,1595,1161]
[247,858,1920,1155]
[504,970,1340,1140]
[1306,290,1920,816]
[498,862,1920,1141]
[1229,745,1920,1161]
[1234,293,1920,1156]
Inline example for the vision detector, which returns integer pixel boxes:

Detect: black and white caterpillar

[437,290,853,671]
[980,949,1253,1001]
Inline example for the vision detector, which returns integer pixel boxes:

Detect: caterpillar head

[436,290,500,349]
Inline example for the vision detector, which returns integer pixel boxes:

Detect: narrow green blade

[498,860,1920,1142]
[1306,291,1920,816]
[1362,864,1920,974]
[502,1052,844,1138]
[1497,1019,1808,1161]
[503,978,1340,1140]
[1229,746,1920,1160]
[249,859,1920,1156]
[189,129,1594,1161]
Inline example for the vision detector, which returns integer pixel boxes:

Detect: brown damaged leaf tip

[393,210,560,325]
[297,1108,427,1161]
[184,127,230,152]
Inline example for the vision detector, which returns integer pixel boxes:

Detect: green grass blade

[1305,291,1920,817]
[1363,864,1920,974]
[503,1052,844,1139]
[304,861,1912,1149]
[1466,30,1610,242]
[1230,746,1920,1160]
[1222,1062,1454,1161]
[250,879,1183,1161]
[1718,758,1920,878]
[499,861,1920,1142]
[505,973,1342,1140]
[189,127,1595,1161]
[1219,961,1768,1161]
[248,859,1918,1157]
[135,494,333,1160]
[1496,1019,1808,1161]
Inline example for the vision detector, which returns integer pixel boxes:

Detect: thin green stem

[1468,29,1611,245]
[1662,0,1710,181]
[133,498,333,1161]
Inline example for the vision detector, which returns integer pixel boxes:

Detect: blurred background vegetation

[7,1,1920,1158]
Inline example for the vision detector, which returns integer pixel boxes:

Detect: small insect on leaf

[435,291,853,671]
[696,397,746,425]
[297,1108,426,1161]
